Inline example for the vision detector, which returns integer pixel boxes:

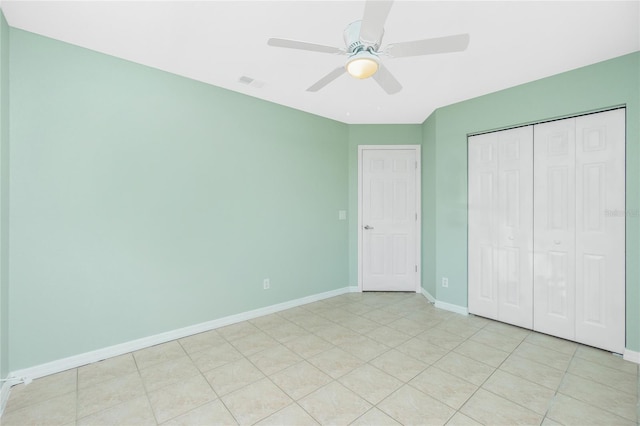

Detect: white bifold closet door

[469,108,625,354]
[468,126,533,329]
[534,109,626,353]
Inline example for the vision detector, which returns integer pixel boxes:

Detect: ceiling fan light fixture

[346,51,379,79]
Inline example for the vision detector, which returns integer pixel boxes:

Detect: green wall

[347,125,422,288]
[424,52,640,351]
[0,11,9,379]
[9,29,349,370]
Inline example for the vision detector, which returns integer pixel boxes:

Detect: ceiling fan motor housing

[344,20,382,54]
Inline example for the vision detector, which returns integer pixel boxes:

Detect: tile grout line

[359,308,487,424]
[167,337,236,426]
[217,312,366,425]
[296,296,457,421]
[132,347,161,426]
[209,326,270,425]
[548,347,639,423]
[73,353,158,425]
[348,295,429,424]
[440,321,546,425]
[253,297,372,425]
[540,343,579,425]
[266,295,422,425]
[438,320,503,425]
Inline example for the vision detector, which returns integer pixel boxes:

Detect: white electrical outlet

[442,277,449,288]
[263,278,270,290]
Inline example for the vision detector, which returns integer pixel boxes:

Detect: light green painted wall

[9,29,349,370]
[347,125,422,288]
[0,11,9,379]
[425,52,640,351]
[421,112,437,298]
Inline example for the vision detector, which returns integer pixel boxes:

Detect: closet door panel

[468,133,499,319]
[533,118,576,340]
[575,109,625,353]
[497,127,533,328]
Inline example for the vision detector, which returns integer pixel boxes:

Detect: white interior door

[360,147,419,292]
[468,132,499,319]
[574,109,625,353]
[497,127,533,329]
[533,118,577,341]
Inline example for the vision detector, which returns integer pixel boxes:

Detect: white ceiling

[1,1,639,124]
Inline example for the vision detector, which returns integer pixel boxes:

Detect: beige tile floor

[1,292,638,425]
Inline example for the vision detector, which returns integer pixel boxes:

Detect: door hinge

[415,265,418,272]
[415,213,417,221]
[415,161,417,169]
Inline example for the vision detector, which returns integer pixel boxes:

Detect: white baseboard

[434,300,469,316]
[623,349,640,364]
[420,288,436,304]
[8,286,353,384]
[420,289,467,315]
[0,379,13,418]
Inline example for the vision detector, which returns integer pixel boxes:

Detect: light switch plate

[338,210,347,220]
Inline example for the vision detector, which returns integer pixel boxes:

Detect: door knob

[554,240,561,245]
[364,225,374,230]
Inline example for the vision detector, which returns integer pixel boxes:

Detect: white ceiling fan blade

[267,38,344,55]
[385,33,470,58]
[359,0,394,44]
[373,64,402,94]
[306,67,347,92]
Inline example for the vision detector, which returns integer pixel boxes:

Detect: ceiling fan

[267,0,470,95]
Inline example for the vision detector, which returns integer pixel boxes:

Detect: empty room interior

[0,1,639,425]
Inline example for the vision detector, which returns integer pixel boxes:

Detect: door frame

[357,145,422,293]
